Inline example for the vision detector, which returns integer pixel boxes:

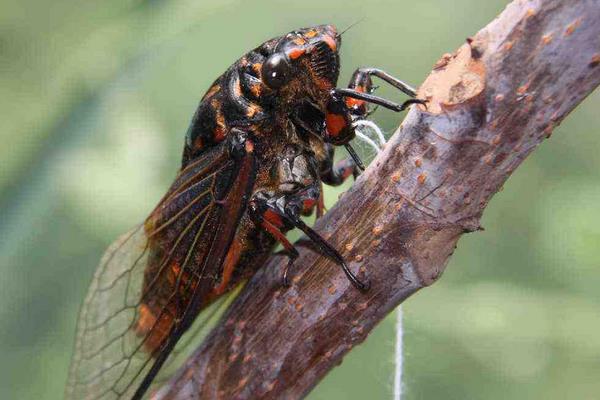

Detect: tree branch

[156,0,600,398]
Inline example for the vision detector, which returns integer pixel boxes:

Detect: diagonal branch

[156,0,600,398]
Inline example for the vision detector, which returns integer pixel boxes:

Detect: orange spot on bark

[238,377,249,389]
[516,82,530,96]
[372,225,383,235]
[418,173,427,184]
[541,33,553,45]
[414,158,422,167]
[564,18,582,36]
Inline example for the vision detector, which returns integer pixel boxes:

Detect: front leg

[343,67,424,118]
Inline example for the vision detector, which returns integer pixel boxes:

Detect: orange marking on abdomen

[211,238,243,297]
[135,303,175,356]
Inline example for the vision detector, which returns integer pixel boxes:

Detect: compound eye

[262,53,291,89]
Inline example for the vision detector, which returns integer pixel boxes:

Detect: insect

[65,24,425,400]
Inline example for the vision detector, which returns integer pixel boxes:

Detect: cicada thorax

[181,46,279,167]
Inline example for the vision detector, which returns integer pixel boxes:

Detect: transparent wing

[66,141,256,399]
[66,226,153,400]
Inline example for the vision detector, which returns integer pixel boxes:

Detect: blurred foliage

[0,0,598,399]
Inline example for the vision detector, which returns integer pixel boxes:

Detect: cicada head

[260,25,341,106]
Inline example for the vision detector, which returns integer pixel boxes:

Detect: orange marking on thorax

[288,47,305,60]
[292,37,306,46]
[246,103,262,118]
[315,76,333,90]
[202,84,221,100]
[249,81,262,97]
[323,35,337,52]
[252,63,263,75]
[326,112,347,137]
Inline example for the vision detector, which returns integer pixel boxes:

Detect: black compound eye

[262,53,291,89]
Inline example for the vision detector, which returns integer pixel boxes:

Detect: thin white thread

[394,307,403,400]
[353,119,387,147]
[355,130,381,153]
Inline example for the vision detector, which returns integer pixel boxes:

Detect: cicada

[66,24,424,400]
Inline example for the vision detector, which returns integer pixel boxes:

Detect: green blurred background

[1,0,598,399]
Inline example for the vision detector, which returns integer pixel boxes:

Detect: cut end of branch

[418,42,486,113]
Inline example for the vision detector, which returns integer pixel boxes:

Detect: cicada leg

[335,67,427,118]
[249,183,369,291]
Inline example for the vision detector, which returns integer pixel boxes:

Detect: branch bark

[157,0,600,398]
